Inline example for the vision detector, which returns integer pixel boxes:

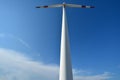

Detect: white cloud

[0,48,59,80]
[0,48,112,80]
[74,72,112,80]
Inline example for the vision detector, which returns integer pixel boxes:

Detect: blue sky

[0,0,120,80]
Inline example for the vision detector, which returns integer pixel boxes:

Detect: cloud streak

[0,33,31,49]
[0,48,112,80]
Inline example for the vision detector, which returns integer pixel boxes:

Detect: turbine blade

[66,4,94,8]
[36,4,63,8]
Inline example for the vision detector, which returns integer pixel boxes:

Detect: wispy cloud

[0,48,112,80]
[0,33,31,49]
[0,33,5,37]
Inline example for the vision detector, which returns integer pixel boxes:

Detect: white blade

[36,4,63,8]
[66,4,94,8]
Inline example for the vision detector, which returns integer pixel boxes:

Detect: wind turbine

[36,3,94,80]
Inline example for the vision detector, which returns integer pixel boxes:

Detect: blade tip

[36,6,40,8]
[91,6,95,8]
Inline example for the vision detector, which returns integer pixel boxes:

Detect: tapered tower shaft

[59,7,73,80]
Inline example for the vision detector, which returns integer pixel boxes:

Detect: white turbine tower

[36,3,94,80]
